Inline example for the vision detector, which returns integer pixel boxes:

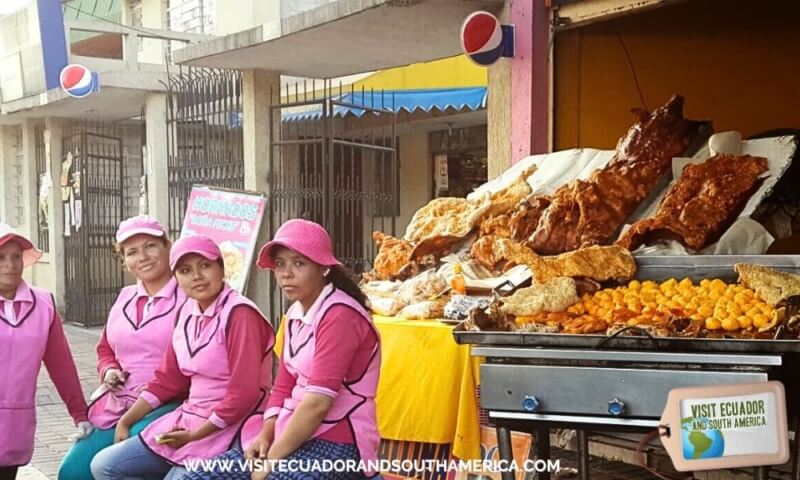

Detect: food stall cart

[361,91,800,479]
[454,254,800,480]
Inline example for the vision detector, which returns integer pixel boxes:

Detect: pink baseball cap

[257,219,341,270]
[116,215,167,244]
[0,223,43,267]
[169,234,222,271]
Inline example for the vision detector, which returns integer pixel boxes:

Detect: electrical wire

[614,21,648,112]
[636,427,695,480]
[63,2,178,42]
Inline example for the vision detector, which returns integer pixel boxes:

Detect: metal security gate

[165,67,244,237]
[268,81,398,319]
[62,122,126,327]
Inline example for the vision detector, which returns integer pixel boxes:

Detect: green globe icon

[681,417,725,459]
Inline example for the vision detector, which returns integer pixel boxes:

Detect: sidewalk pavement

[19,324,102,480]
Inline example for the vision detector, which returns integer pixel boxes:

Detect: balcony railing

[65,19,214,71]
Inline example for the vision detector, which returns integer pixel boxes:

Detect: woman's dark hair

[327,265,369,310]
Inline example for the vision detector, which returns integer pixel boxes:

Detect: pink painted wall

[510,0,549,163]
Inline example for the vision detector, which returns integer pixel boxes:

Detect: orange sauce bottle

[451,264,467,295]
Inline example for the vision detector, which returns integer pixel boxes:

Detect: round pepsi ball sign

[60,64,97,98]
[461,11,504,66]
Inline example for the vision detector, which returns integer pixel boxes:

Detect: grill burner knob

[608,398,626,416]
[522,395,540,412]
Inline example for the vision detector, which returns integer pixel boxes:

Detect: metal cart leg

[754,465,769,480]
[496,426,515,480]
[524,437,538,480]
[535,426,551,480]
[577,430,590,480]
[792,416,800,480]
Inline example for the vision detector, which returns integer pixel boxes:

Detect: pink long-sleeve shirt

[265,304,378,444]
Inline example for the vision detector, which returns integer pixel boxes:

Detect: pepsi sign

[59,64,99,98]
[461,11,515,67]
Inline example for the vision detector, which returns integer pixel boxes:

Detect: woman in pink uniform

[90,234,275,480]
[0,223,89,480]
[59,216,183,480]
[184,219,381,480]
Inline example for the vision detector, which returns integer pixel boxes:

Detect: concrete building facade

[1,0,495,321]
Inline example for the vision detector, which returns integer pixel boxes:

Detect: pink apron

[88,280,184,429]
[274,286,381,474]
[140,285,274,464]
[0,281,57,466]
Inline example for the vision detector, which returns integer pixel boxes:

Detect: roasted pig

[510,195,551,243]
[470,235,539,272]
[528,245,637,285]
[471,237,637,285]
[529,95,703,254]
[371,231,413,280]
[496,277,579,317]
[404,197,490,244]
[618,154,768,251]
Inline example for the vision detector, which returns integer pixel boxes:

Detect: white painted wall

[214,0,340,36]
[0,0,45,101]
[215,0,279,36]
[139,0,169,64]
[280,0,333,18]
[396,132,431,235]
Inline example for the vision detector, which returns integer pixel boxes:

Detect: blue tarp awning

[282,87,487,122]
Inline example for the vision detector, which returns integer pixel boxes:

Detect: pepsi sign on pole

[461,11,515,67]
[59,64,100,98]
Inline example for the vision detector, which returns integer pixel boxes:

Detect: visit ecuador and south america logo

[663,383,788,472]
[681,398,770,459]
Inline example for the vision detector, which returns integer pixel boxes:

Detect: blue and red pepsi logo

[461,11,515,66]
[59,64,98,98]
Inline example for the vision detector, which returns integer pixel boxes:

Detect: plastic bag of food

[368,296,405,317]
[361,280,402,298]
[398,300,446,320]
[397,270,449,305]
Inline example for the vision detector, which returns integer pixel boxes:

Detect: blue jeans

[90,434,187,480]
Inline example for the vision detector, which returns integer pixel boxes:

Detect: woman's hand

[247,418,276,479]
[245,418,275,460]
[103,369,128,390]
[114,421,131,443]
[69,421,94,442]
[245,434,272,460]
[157,428,195,449]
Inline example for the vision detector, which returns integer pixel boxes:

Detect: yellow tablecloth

[274,315,481,460]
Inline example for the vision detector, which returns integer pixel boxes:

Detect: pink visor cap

[257,219,341,270]
[169,234,222,271]
[0,223,43,267]
[116,215,167,244]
